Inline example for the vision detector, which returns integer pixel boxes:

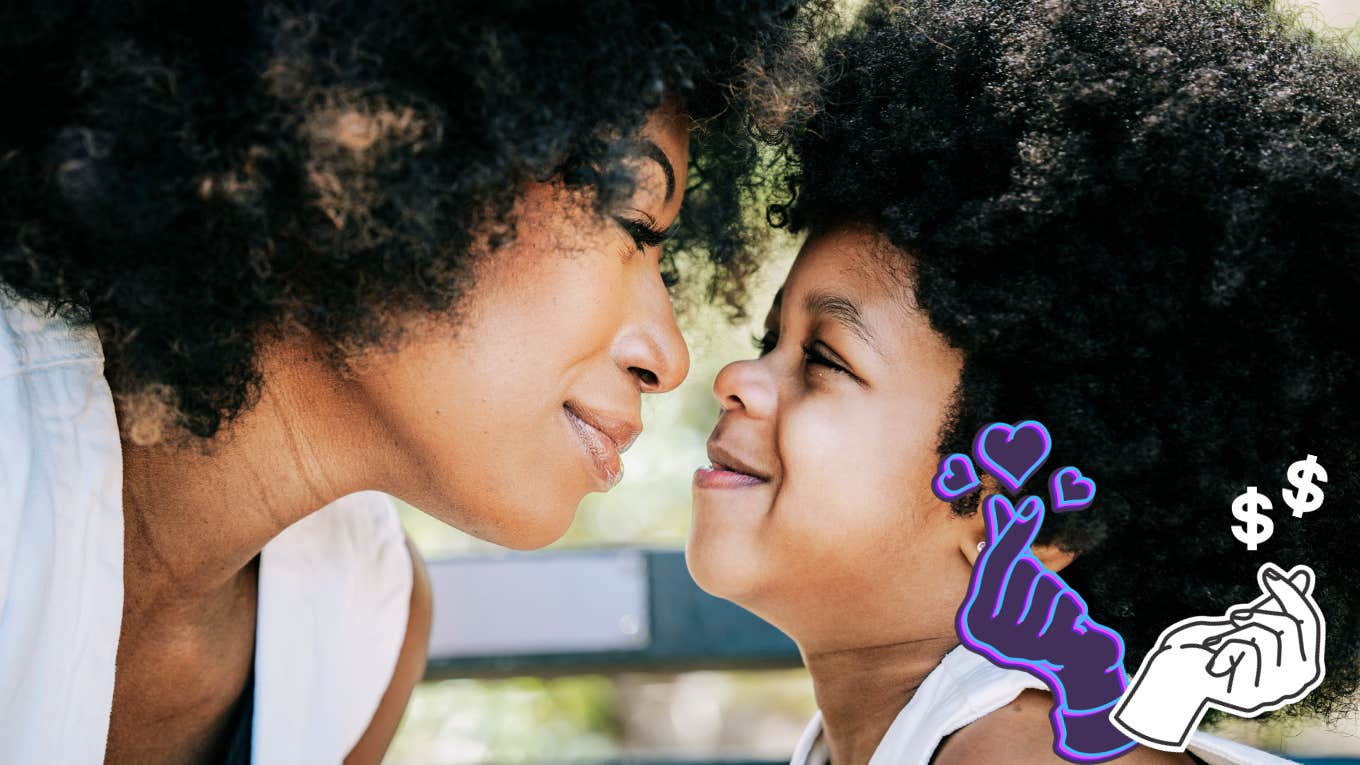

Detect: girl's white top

[0,292,413,764]
[789,645,1298,765]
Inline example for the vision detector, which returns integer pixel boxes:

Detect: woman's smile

[563,402,640,492]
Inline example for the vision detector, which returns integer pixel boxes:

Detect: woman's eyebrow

[641,141,677,203]
[803,289,883,356]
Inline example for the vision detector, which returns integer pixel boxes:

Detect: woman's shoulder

[0,290,103,380]
[932,689,1194,765]
[0,291,125,763]
[258,489,413,639]
[253,490,417,762]
[269,490,408,562]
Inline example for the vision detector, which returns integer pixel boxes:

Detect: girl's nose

[712,357,776,419]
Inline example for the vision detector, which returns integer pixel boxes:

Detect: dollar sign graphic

[1231,486,1274,551]
[1282,454,1328,518]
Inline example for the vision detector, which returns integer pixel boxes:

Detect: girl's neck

[803,635,958,765]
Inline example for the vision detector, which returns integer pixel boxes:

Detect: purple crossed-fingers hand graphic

[957,494,1135,762]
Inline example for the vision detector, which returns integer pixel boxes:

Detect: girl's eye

[801,342,850,375]
[752,330,778,356]
[659,251,680,289]
[750,331,850,376]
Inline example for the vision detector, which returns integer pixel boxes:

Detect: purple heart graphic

[972,420,1053,494]
[1049,466,1097,512]
[933,453,982,501]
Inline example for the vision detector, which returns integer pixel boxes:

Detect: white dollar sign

[1231,486,1275,551]
[1282,454,1328,518]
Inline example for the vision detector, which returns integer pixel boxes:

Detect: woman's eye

[613,214,673,253]
[614,214,680,288]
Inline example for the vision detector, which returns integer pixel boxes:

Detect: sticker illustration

[1111,563,1327,752]
[957,493,1136,762]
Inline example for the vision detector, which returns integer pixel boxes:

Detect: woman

[688,0,1359,763]
[0,2,828,762]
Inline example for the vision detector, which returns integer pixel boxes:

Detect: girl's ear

[1029,542,1077,574]
[954,477,1077,573]
[957,475,1002,566]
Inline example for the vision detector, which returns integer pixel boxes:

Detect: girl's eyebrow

[765,288,784,329]
[803,288,884,357]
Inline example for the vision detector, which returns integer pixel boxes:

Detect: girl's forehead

[775,226,917,321]
[770,225,961,373]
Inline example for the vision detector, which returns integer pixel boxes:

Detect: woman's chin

[490,502,580,550]
[420,488,582,551]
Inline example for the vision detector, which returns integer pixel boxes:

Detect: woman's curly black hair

[776,0,1360,723]
[0,0,832,444]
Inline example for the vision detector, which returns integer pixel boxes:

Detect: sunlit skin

[688,225,1190,765]
[108,104,691,765]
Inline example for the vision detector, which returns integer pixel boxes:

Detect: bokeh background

[388,2,1360,761]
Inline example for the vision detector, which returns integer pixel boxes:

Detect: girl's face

[688,225,974,650]
[349,104,691,549]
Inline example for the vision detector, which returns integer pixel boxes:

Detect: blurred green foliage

[389,677,619,763]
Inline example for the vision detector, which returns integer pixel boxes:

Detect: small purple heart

[1049,466,1097,512]
[933,453,981,501]
[972,420,1052,494]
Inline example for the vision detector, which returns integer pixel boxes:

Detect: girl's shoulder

[932,689,1194,765]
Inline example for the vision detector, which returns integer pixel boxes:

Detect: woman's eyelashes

[613,213,680,288]
[613,213,676,252]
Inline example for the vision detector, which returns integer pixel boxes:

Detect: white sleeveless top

[789,645,1298,765]
[0,291,413,764]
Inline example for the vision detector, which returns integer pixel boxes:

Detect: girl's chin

[690,483,773,519]
[684,536,766,602]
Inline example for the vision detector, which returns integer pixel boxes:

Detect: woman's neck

[803,634,958,765]
[116,335,392,616]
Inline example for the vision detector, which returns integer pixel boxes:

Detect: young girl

[689,1,1359,763]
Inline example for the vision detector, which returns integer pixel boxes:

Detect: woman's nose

[712,357,776,419]
[613,279,690,394]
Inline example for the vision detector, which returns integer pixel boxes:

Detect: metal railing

[422,549,1353,765]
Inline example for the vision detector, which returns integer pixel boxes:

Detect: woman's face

[687,225,974,650]
[350,104,691,549]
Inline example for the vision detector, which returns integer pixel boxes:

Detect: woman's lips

[564,404,624,491]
